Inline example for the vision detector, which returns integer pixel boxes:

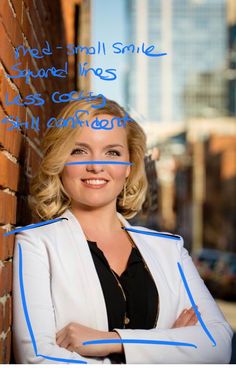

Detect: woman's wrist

[103,331,124,354]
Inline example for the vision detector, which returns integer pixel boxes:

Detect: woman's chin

[74,199,115,210]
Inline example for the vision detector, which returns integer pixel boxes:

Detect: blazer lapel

[117,213,177,329]
[63,209,109,331]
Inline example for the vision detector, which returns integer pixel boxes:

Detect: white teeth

[84,179,107,185]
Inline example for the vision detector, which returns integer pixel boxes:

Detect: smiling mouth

[81,179,109,185]
[81,179,109,188]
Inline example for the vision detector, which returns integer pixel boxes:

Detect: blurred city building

[183,72,227,118]
[203,134,236,252]
[126,0,236,259]
[186,118,236,252]
[227,0,236,116]
[62,0,91,91]
[126,0,228,122]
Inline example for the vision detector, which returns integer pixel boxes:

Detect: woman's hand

[171,307,199,328]
[56,322,123,357]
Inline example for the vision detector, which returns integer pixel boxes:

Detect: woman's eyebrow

[74,142,124,149]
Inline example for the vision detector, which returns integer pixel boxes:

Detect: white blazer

[12,208,233,364]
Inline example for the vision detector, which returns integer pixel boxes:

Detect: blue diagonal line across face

[64,160,133,166]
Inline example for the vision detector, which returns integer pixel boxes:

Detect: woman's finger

[178,308,195,325]
[172,308,194,328]
[183,308,196,323]
[185,314,198,326]
[67,344,74,352]
[56,330,66,346]
[56,326,67,339]
[179,306,197,319]
[56,334,70,349]
[186,311,201,326]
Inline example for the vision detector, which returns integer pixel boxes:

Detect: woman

[13,97,233,364]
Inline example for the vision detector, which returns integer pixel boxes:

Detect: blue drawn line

[4,217,68,236]
[65,161,133,166]
[18,242,38,355]
[83,339,197,348]
[177,262,216,347]
[122,227,181,240]
[149,52,167,57]
[18,242,87,364]
[35,354,86,364]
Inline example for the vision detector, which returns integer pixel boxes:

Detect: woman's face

[61,114,131,210]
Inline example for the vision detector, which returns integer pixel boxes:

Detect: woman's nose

[86,161,105,173]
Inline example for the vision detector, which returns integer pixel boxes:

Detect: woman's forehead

[74,117,128,146]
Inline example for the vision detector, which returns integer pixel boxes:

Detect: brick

[4,297,12,332]
[0,68,17,117]
[34,0,50,29]
[5,329,11,363]
[0,22,16,76]
[0,0,24,49]
[0,297,12,333]
[0,69,42,144]
[21,3,34,48]
[0,152,19,191]
[0,67,31,118]
[0,228,14,260]
[0,335,3,363]
[24,0,47,48]
[23,138,41,177]
[0,191,17,224]
[0,104,22,158]
[21,113,40,141]
[10,0,23,24]
[0,261,12,297]
[0,329,11,363]
[0,302,3,333]
[21,2,42,52]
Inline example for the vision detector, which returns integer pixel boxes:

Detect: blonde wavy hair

[29,96,148,220]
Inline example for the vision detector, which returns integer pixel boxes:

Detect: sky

[91,0,127,105]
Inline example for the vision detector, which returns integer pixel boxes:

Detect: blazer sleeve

[113,236,233,364]
[12,230,111,364]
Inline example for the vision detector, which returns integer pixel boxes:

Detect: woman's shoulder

[130,224,182,241]
[124,221,183,243]
[124,224,185,268]
[118,213,183,245]
[123,222,184,258]
[14,215,69,244]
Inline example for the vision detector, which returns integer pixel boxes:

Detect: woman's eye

[71,148,86,155]
[107,150,121,156]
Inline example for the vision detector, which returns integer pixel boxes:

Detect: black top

[87,240,159,363]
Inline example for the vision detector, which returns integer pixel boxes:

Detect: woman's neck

[70,202,122,235]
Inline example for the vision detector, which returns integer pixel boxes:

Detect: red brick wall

[0,0,90,362]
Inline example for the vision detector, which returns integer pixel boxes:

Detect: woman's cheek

[70,166,83,178]
[111,166,128,180]
[63,166,82,179]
